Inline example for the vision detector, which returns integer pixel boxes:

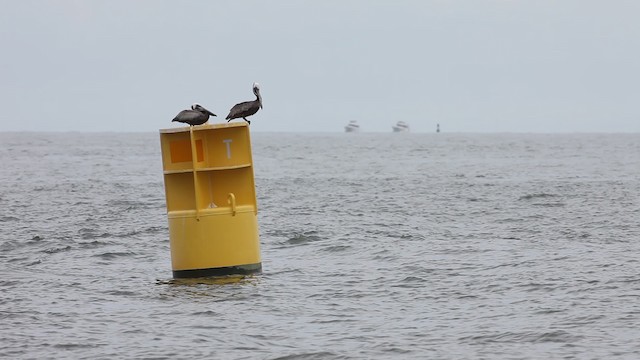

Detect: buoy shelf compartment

[159,122,261,278]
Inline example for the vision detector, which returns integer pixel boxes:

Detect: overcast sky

[1,1,639,133]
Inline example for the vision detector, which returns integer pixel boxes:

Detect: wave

[270,230,324,247]
[92,251,136,260]
[460,330,582,344]
[321,245,352,253]
[78,228,112,240]
[41,245,72,254]
[271,352,344,360]
[519,193,559,200]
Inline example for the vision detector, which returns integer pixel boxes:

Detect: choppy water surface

[1,131,639,359]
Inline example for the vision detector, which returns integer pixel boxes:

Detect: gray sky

[1,1,639,133]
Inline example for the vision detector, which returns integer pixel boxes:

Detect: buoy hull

[168,207,261,277]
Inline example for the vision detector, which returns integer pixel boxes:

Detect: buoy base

[173,262,262,279]
[168,208,261,277]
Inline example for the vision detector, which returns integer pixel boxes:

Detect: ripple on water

[270,230,324,247]
[78,228,112,240]
[271,351,345,360]
[92,251,136,260]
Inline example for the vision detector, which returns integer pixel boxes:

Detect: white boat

[392,121,410,132]
[344,120,360,133]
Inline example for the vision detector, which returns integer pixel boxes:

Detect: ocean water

[1,131,639,359]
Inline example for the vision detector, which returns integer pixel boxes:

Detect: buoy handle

[227,193,236,216]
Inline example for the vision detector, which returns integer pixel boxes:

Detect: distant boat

[392,121,410,132]
[344,120,360,133]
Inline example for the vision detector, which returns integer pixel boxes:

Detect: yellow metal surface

[159,122,261,274]
[168,207,260,270]
[163,172,195,211]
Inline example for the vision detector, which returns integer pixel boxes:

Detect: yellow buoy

[159,122,261,278]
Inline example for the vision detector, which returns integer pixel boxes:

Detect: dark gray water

[1,131,639,359]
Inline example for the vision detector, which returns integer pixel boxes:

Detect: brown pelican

[226,83,262,125]
[172,103,217,126]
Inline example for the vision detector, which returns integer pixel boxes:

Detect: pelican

[226,82,262,125]
[172,103,217,126]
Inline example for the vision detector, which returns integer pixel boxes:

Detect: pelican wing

[226,100,260,120]
[173,110,200,123]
